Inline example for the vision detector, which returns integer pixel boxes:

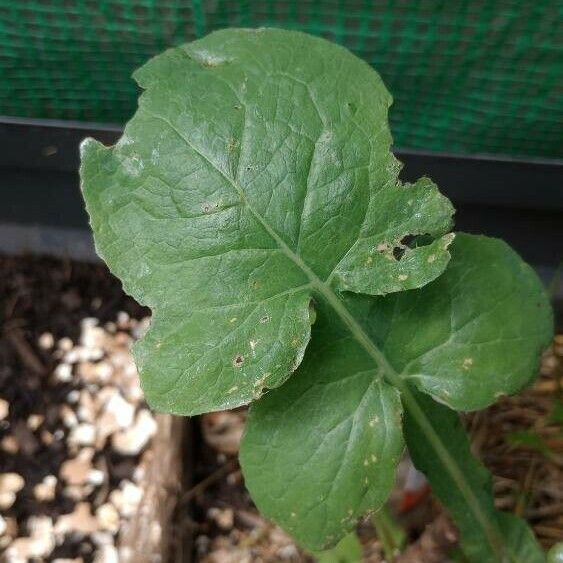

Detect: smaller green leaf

[371,505,406,560]
[314,532,363,563]
[507,430,554,459]
[368,234,553,411]
[240,316,404,551]
[547,542,563,563]
[404,389,545,563]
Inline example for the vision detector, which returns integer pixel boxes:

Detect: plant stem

[371,506,406,561]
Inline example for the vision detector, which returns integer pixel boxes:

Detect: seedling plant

[81,29,553,562]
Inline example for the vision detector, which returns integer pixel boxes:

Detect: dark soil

[1,254,561,562]
[0,254,149,560]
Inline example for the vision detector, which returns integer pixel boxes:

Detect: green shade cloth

[1,1,561,158]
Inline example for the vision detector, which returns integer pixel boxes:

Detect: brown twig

[179,458,239,505]
[5,327,46,374]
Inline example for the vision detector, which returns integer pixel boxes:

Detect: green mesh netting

[1,1,561,158]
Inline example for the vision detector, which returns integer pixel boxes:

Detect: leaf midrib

[140,106,507,561]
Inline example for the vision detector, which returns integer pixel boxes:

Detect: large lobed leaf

[80,28,454,415]
[241,234,552,550]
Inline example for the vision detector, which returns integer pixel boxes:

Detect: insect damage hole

[392,234,417,260]
[391,233,435,260]
[233,355,244,368]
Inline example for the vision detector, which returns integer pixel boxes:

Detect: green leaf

[547,542,563,563]
[497,513,546,563]
[314,533,363,563]
[371,505,407,560]
[403,389,545,563]
[507,430,554,459]
[240,306,404,551]
[241,233,551,551]
[80,28,454,415]
[365,234,553,411]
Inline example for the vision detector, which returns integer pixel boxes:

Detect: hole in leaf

[392,235,415,260]
[392,234,433,260]
[392,245,406,260]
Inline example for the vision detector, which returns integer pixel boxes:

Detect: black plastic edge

[2,117,562,273]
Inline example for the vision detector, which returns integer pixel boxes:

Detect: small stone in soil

[1,435,18,454]
[91,531,114,546]
[106,391,135,428]
[38,332,55,350]
[63,485,91,501]
[61,404,78,428]
[33,475,58,502]
[95,503,120,533]
[68,423,96,447]
[60,448,95,486]
[6,516,55,560]
[94,544,119,563]
[0,472,24,495]
[0,398,8,420]
[55,502,99,535]
[27,414,44,430]
[108,481,142,518]
[77,391,98,423]
[54,363,73,383]
[67,390,80,403]
[208,507,235,530]
[58,337,73,352]
[111,409,157,456]
[0,516,17,549]
[88,469,106,486]
[40,430,54,445]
